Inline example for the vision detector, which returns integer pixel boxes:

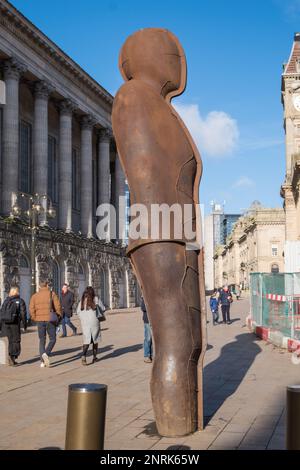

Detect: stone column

[58,99,75,231]
[98,128,111,206]
[115,154,126,242]
[97,129,111,240]
[80,115,95,238]
[2,58,26,214]
[33,81,53,195]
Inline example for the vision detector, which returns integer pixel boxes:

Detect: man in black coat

[219,285,233,324]
[60,283,77,337]
[0,286,27,365]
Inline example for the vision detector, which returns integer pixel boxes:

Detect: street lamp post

[30,208,37,296]
[11,192,56,295]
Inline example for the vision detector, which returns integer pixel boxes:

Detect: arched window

[20,255,29,268]
[50,259,60,293]
[117,269,128,308]
[78,264,84,275]
[100,268,106,304]
[271,263,279,274]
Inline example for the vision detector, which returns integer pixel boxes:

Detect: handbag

[96,304,106,322]
[49,290,59,326]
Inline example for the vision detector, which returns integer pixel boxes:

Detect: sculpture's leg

[131,242,202,437]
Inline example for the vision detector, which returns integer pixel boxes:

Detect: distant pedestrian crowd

[0,278,106,367]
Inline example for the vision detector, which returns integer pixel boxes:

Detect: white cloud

[232,176,255,189]
[174,103,239,158]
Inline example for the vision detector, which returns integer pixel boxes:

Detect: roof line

[0,0,114,104]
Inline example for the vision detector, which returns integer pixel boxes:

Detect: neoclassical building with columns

[0,0,138,308]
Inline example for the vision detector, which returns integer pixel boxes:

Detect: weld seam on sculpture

[112,27,207,437]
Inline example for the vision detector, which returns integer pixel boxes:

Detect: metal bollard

[65,383,107,450]
[287,385,300,450]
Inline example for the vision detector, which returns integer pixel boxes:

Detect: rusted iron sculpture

[112,28,206,437]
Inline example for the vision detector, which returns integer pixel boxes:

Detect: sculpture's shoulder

[113,81,162,123]
[114,80,152,102]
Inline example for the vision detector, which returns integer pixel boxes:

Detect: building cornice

[0,217,125,257]
[0,0,113,107]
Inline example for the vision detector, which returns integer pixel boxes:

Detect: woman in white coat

[77,286,104,365]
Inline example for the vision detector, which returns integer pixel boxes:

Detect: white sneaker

[42,353,50,367]
[40,362,45,368]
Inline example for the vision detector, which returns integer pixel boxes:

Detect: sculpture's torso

[113,80,200,248]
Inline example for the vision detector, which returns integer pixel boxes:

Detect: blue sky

[11,0,300,214]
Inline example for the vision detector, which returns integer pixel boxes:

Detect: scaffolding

[250,272,300,340]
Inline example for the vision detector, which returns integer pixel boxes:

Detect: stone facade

[0,0,138,307]
[213,208,285,289]
[281,33,300,271]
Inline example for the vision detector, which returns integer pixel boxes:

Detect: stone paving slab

[0,297,298,449]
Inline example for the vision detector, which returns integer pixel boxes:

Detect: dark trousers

[221,305,231,323]
[37,322,56,359]
[3,323,21,358]
[61,314,76,336]
[144,323,153,358]
[211,309,219,324]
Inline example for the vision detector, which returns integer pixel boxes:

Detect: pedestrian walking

[60,283,77,337]
[0,286,27,366]
[77,286,103,365]
[219,285,233,324]
[235,284,241,300]
[29,278,62,368]
[141,296,153,363]
[209,290,219,325]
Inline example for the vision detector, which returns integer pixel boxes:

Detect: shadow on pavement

[39,447,62,450]
[139,420,158,438]
[50,344,115,367]
[139,421,192,450]
[203,333,261,424]
[20,346,83,365]
[167,445,191,450]
[100,343,143,360]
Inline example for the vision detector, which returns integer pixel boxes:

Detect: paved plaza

[0,296,298,450]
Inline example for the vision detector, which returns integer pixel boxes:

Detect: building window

[50,259,60,293]
[19,120,32,193]
[271,244,278,257]
[19,254,29,268]
[72,148,80,210]
[271,263,279,274]
[48,136,58,202]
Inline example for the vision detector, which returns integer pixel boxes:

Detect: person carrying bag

[77,286,103,365]
[96,299,106,322]
[29,278,62,368]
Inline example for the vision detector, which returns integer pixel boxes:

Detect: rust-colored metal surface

[112,28,207,437]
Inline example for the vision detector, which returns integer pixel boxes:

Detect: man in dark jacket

[60,283,76,337]
[219,285,233,324]
[141,296,153,363]
[0,286,27,366]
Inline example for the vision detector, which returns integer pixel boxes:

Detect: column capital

[98,128,112,143]
[58,98,77,117]
[34,80,54,99]
[81,114,97,130]
[3,57,27,80]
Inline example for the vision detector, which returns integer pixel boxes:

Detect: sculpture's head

[119,28,186,99]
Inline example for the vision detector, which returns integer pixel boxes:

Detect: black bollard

[287,385,300,450]
[65,383,107,450]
